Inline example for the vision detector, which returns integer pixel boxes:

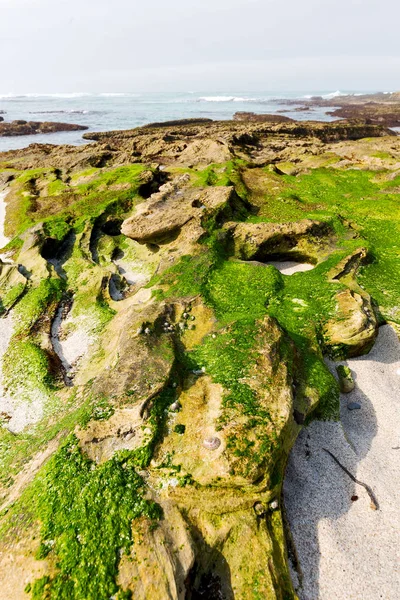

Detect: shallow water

[0,90,353,151]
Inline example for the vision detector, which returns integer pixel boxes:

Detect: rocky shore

[274,91,400,127]
[0,120,88,137]
[0,115,399,599]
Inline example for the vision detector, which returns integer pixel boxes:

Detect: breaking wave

[29,110,92,115]
[197,96,259,102]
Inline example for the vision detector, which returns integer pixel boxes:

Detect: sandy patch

[51,304,93,382]
[266,260,314,275]
[284,325,400,599]
[114,257,150,286]
[0,191,9,250]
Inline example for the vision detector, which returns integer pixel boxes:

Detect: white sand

[266,260,314,275]
[51,305,93,380]
[114,257,149,286]
[0,190,13,263]
[0,191,9,250]
[284,325,400,599]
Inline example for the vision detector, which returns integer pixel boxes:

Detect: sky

[1,0,399,93]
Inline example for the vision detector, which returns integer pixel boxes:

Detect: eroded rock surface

[0,115,399,600]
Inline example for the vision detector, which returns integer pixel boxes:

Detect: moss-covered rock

[1,117,400,599]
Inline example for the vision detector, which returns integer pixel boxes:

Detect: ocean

[0,90,368,152]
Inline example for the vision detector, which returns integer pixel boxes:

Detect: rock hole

[102,218,123,236]
[109,274,126,301]
[192,198,203,208]
[42,231,76,278]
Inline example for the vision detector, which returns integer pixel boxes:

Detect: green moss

[13,278,64,335]
[43,218,71,241]
[174,424,186,434]
[0,281,25,314]
[206,261,283,322]
[5,164,147,239]
[20,435,162,599]
[2,340,55,398]
[0,389,117,489]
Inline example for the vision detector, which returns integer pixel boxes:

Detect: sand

[0,190,13,263]
[266,260,315,275]
[284,324,400,599]
[50,305,93,382]
[0,191,9,250]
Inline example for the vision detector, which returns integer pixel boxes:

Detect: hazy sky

[1,0,399,92]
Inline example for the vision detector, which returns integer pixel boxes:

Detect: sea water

[0,90,370,152]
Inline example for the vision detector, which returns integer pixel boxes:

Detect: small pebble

[170,401,181,412]
[191,315,195,321]
[269,499,279,511]
[253,502,266,517]
[348,402,361,410]
[203,436,221,450]
[144,327,151,335]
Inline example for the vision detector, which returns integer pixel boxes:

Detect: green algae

[13,436,161,600]
[5,164,147,239]
[1,148,400,599]
[13,278,64,335]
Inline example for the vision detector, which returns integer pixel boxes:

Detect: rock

[177,138,232,166]
[323,290,378,358]
[234,112,295,123]
[0,117,3,123]
[92,303,176,404]
[142,117,213,128]
[121,176,246,244]
[272,91,400,127]
[169,401,181,412]
[225,218,332,263]
[348,402,361,410]
[0,120,88,137]
[117,500,196,599]
[336,365,355,393]
[329,247,370,282]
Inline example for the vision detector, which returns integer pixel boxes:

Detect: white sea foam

[198,96,258,102]
[322,90,346,99]
[29,110,91,115]
[98,92,140,97]
[302,90,348,100]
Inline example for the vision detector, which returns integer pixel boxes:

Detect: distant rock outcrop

[234,111,295,123]
[0,120,88,137]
